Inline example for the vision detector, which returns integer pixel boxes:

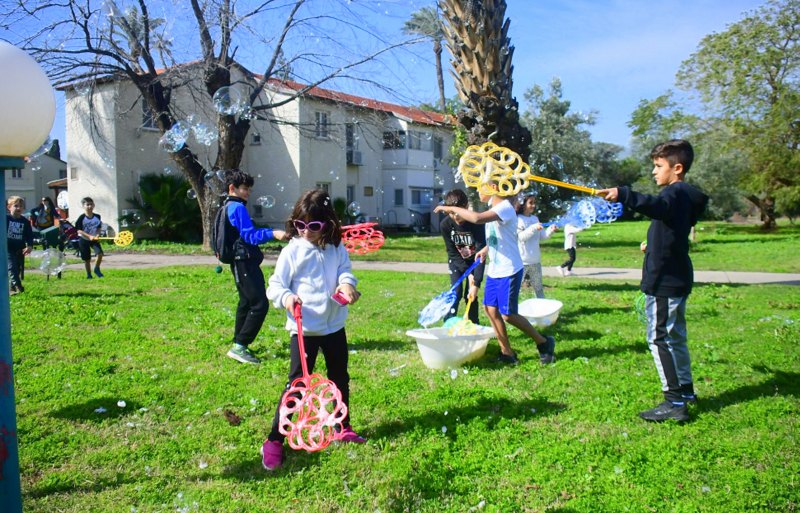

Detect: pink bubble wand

[278,303,348,452]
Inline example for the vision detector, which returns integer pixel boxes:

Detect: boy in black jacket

[7,196,33,294]
[598,139,708,422]
[439,189,485,325]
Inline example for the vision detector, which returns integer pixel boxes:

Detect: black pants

[443,268,480,324]
[268,328,351,442]
[561,248,576,271]
[232,259,269,346]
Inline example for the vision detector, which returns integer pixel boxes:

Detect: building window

[142,99,156,129]
[433,136,444,160]
[70,166,79,181]
[315,111,329,138]
[364,186,373,197]
[251,132,261,145]
[345,123,358,150]
[346,185,354,205]
[411,188,433,206]
[11,168,22,179]
[383,130,406,149]
[315,182,330,192]
[394,188,404,206]
[59,168,67,179]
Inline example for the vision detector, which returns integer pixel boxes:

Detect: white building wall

[65,83,120,229]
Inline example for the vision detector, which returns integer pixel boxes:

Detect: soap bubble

[212,87,245,116]
[550,154,564,171]
[187,189,197,200]
[346,202,361,217]
[158,121,189,153]
[29,137,52,159]
[38,248,67,276]
[191,122,219,146]
[257,195,275,209]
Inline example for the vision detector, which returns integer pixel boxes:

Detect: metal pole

[0,158,24,513]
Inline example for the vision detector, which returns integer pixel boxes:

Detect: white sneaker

[564,269,573,276]
[556,266,565,277]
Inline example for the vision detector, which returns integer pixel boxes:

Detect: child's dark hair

[223,169,255,190]
[651,139,694,173]
[81,197,94,205]
[444,189,469,208]
[515,193,535,215]
[285,189,342,247]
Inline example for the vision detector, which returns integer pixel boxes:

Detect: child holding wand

[263,189,366,470]
[435,185,556,365]
[598,139,708,422]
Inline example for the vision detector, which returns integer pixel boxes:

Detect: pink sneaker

[260,440,284,470]
[335,426,367,444]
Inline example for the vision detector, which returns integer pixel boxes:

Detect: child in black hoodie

[599,139,708,423]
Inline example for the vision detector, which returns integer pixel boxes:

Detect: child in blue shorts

[435,185,556,365]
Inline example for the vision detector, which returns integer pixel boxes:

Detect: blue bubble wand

[418,257,483,327]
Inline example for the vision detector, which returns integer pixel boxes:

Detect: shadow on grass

[26,473,133,500]
[556,341,647,361]
[50,396,144,422]
[368,395,566,441]
[698,365,800,414]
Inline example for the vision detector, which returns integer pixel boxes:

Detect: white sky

[19,0,766,156]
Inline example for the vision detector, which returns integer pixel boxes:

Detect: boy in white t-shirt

[435,185,556,365]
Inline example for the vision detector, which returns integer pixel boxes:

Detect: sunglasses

[293,219,327,232]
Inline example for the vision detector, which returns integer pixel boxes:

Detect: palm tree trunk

[434,41,446,112]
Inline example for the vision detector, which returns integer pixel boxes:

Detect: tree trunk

[746,194,777,230]
[434,41,446,112]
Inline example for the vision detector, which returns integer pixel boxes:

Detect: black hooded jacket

[617,181,708,297]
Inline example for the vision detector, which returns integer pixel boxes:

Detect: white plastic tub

[518,298,563,328]
[405,326,495,369]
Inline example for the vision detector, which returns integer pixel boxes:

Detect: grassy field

[116,219,800,273]
[8,258,800,511]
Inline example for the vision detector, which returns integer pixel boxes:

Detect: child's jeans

[644,294,695,402]
[7,249,24,287]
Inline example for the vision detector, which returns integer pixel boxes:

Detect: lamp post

[0,41,56,513]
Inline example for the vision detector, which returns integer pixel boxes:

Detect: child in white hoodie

[262,189,365,471]
[516,194,556,298]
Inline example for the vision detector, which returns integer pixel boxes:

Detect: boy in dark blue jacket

[599,139,708,422]
[221,169,285,364]
[7,196,33,294]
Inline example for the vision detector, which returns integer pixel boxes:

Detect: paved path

[63,252,800,286]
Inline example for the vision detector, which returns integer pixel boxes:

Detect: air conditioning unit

[347,150,363,166]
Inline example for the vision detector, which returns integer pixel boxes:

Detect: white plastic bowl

[405,326,495,369]
[518,298,563,328]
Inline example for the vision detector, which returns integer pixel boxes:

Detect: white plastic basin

[518,298,563,328]
[405,326,495,369]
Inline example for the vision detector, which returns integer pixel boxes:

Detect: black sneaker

[227,344,261,364]
[681,393,698,404]
[538,336,556,365]
[495,353,520,365]
[639,401,689,423]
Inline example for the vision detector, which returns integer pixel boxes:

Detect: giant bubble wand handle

[277,303,348,452]
[529,175,600,196]
[294,303,309,377]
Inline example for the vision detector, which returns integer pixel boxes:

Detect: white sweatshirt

[517,214,556,265]
[267,237,357,336]
[563,223,583,250]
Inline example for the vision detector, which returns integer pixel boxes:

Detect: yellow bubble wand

[458,142,599,196]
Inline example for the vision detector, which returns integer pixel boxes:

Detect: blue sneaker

[94,267,104,278]
[539,336,556,365]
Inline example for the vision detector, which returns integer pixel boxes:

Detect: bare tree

[1,0,412,246]
[438,0,531,160]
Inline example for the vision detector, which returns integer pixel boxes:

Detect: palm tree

[438,0,531,160]
[403,6,447,112]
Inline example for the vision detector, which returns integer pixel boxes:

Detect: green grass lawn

[9,264,800,512]
[116,219,800,273]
